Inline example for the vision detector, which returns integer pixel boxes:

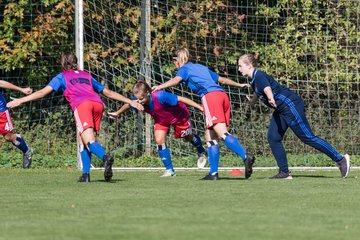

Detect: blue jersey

[251,69,299,110]
[48,73,105,93]
[134,90,178,111]
[176,62,223,97]
[0,92,7,112]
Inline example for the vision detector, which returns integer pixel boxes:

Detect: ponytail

[239,53,260,67]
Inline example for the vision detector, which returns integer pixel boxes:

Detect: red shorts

[0,110,14,135]
[154,120,193,139]
[73,100,104,134]
[202,91,230,129]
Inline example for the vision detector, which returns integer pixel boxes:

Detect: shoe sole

[197,156,207,169]
[342,154,350,178]
[201,174,219,180]
[23,148,32,169]
[244,154,255,179]
[104,157,114,182]
[270,175,293,180]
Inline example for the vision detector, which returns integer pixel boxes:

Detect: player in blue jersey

[109,80,207,177]
[152,48,255,180]
[238,53,350,179]
[7,52,144,182]
[0,80,33,168]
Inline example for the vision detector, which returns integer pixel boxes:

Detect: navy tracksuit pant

[267,94,343,173]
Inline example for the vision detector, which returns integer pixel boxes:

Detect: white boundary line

[90,166,360,171]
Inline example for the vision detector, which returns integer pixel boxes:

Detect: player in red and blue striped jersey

[109,80,207,177]
[7,52,144,182]
[0,80,33,168]
[152,48,255,180]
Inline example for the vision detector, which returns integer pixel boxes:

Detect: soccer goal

[78,0,359,169]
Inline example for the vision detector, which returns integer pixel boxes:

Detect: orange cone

[229,169,243,176]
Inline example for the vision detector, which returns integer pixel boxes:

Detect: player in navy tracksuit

[238,53,350,179]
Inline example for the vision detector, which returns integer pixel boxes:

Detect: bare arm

[102,88,144,111]
[0,80,33,95]
[263,86,277,108]
[151,76,183,92]
[218,76,250,89]
[177,96,203,112]
[7,86,53,108]
[108,104,131,119]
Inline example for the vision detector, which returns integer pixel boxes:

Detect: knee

[267,133,283,145]
[4,133,15,142]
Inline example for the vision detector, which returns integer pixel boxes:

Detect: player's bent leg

[184,133,207,169]
[81,129,113,182]
[5,132,32,168]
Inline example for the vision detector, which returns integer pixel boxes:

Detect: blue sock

[190,134,206,155]
[12,134,29,154]
[88,141,106,160]
[207,140,220,175]
[222,133,246,160]
[158,145,173,170]
[80,147,91,174]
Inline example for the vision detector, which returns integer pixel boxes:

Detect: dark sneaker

[201,173,219,180]
[22,147,32,168]
[103,154,114,182]
[337,154,350,178]
[244,154,255,179]
[270,171,293,180]
[78,173,90,182]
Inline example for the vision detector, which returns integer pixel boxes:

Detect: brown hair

[175,48,190,67]
[133,80,151,95]
[61,52,78,70]
[238,53,260,67]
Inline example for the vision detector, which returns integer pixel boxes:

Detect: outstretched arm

[7,86,53,108]
[0,80,33,95]
[108,104,131,119]
[218,76,250,89]
[151,76,182,92]
[102,88,144,111]
[177,96,203,112]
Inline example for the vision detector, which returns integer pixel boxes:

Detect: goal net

[82,0,359,167]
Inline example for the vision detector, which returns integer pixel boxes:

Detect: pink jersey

[145,91,189,125]
[62,70,103,111]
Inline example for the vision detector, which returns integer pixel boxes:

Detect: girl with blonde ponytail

[152,48,255,180]
[238,53,350,179]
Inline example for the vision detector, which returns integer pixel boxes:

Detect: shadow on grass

[291,174,334,178]
[200,177,248,181]
[89,179,124,183]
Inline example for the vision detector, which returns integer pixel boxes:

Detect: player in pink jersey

[0,80,33,168]
[108,80,206,177]
[7,52,144,182]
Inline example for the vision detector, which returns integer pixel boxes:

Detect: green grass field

[0,169,359,240]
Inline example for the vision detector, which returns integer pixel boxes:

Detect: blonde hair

[61,52,78,70]
[175,48,190,67]
[133,80,151,95]
[239,53,260,67]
